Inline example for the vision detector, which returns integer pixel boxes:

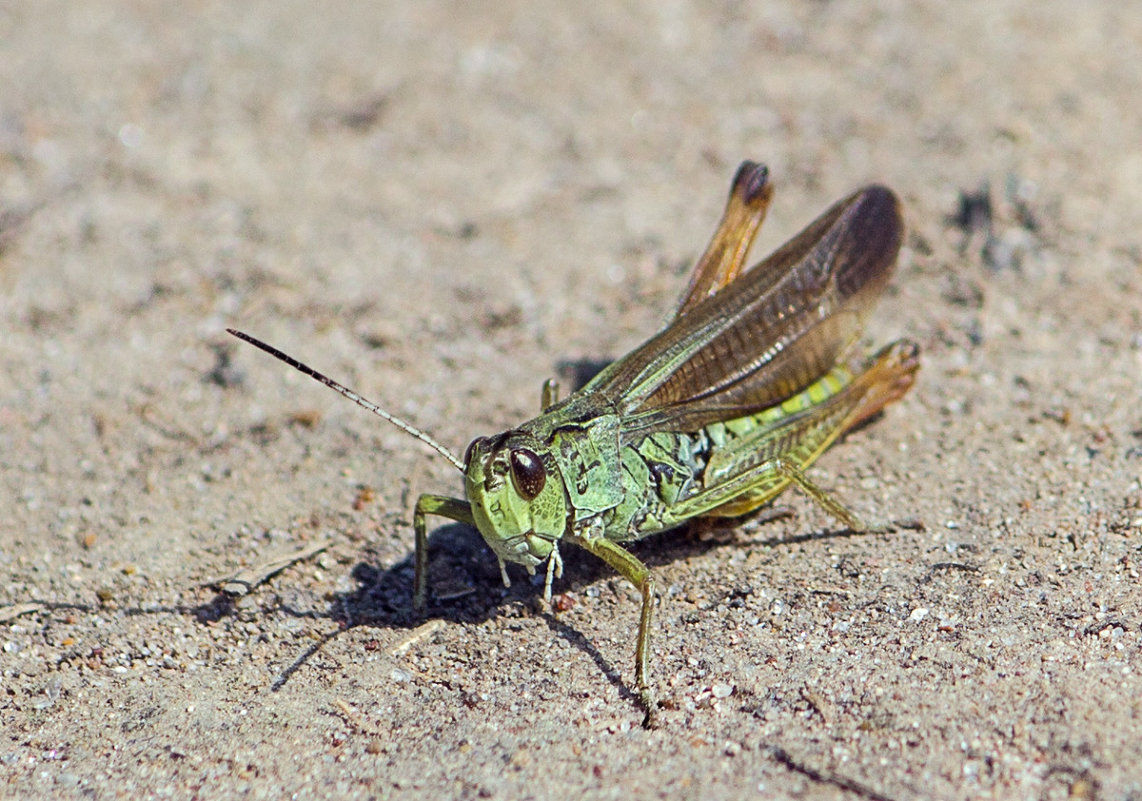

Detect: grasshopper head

[463,433,567,575]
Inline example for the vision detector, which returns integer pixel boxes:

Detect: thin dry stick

[0,602,44,623]
[387,620,445,656]
[333,698,386,739]
[209,541,331,596]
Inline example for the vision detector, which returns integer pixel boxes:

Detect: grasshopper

[229,161,919,719]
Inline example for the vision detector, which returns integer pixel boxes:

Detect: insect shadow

[554,357,611,393]
[262,506,871,697]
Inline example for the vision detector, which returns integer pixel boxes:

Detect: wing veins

[580,184,903,437]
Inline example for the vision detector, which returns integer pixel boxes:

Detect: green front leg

[566,531,658,722]
[540,378,560,411]
[413,494,475,614]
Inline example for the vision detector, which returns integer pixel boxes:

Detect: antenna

[227,329,466,472]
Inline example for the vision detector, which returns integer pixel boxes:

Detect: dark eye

[463,438,483,467]
[509,448,546,500]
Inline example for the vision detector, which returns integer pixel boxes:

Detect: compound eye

[463,437,490,468]
[508,447,547,501]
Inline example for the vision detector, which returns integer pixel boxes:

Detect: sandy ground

[2,2,1141,799]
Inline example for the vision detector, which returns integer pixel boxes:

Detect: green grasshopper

[229,161,919,718]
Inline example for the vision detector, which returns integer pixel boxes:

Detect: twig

[387,620,445,656]
[208,541,331,596]
[0,602,44,622]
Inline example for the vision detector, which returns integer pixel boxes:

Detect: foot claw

[638,687,659,728]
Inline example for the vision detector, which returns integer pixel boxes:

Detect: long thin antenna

[227,329,466,472]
